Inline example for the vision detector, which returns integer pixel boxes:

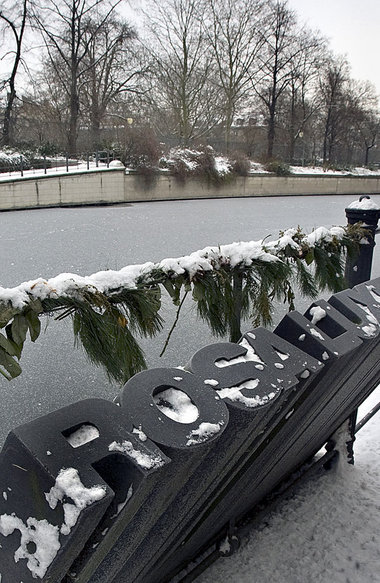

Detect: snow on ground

[290,165,380,176]
[0,161,118,182]
[196,387,380,583]
[1,147,380,182]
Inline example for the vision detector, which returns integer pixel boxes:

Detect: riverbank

[1,166,380,211]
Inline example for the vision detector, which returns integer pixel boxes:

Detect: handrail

[355,401,380,433]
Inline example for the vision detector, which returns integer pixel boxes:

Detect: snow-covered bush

[159,147,200,182]
[229,151,251,176]
[264,159,292,176]
[160,146,252,184]
[0,151,30,173]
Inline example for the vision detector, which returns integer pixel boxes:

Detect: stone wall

[126,173,380,201]
[0,168,125,211]
[1,168,380,211]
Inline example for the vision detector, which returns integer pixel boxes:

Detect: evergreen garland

[0,223,365,383]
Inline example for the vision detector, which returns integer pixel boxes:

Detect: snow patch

[217,379,279,408]
[108,441,165,469]
[132,427,148,442]
[111,485,133,519]
[45,468,106,536]
[153,388,199,423]
[216,338,264,367]
[66,424,100,448]
[186,422,223,446]
[275,350,289,361]
[309,306,327,325]
[309,328,325,340]
[347,198,380,210]
[204,379,219,387]
[0,515,60,578]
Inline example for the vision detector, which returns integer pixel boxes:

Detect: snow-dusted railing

[1,275,380,583]
[0,224,364,383]
[355,400,380,433]
[0,150,123,179]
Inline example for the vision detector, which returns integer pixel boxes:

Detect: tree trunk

[91,121,101,150]
[364,144,374,167]
[224,105,233,154]
[267,111,275,160]
[288,130,296,164]
[0,0,27,146]
[287,88,296,163]
[1,88,16,146]
[68,71,80,155]
[91,88,102,149]
[68,98,79,154]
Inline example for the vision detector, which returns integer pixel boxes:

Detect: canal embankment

[1,166,380,210]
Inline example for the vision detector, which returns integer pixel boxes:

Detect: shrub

[38,142,59,157]
[159,148,200,183]
[230,151,251,176]
[161,145,231,185]
[122,127,162,171]
[194,145,224,184]
[0,151,31,173]
[264,159,292,176]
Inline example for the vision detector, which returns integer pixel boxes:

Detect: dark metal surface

[1,195,380,448]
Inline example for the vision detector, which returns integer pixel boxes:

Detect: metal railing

[0,149,123,178]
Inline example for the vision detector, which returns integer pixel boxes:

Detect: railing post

[345,195,380,288]
[343,195,380,464]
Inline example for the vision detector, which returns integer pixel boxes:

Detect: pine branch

[0,224,365,384]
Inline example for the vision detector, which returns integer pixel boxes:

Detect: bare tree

[361,110,379,167]
[31,0,124,154]
[143,0,220,146]
[317,56,350,165]
[80,17,150,148]
[0,0,28,146]
[343,81,379,167]
[253,0,306,159]
[204,0,265,152]
[282,31,325,163]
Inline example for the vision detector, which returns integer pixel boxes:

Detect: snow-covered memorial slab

[1,277,380,583]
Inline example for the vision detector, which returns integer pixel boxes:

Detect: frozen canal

[1,194,379,445]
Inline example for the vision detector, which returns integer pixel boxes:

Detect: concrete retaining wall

[0,168,126,211]
[1,168,380,210]
[126,173,380,201]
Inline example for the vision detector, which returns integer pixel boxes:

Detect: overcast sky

[288,0,380,94]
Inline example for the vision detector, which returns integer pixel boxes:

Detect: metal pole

[343,195,380,463]
[66,153,69,173]
[345,195,380,288]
